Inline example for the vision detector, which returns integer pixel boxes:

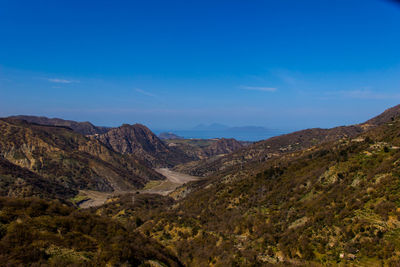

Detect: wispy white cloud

[135,88,156,97]
[240,86,277,92]
[48,78,79,84]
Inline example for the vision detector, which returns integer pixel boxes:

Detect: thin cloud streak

[241,86,277,92]
[48,78,79,84]
[135,88,157,97]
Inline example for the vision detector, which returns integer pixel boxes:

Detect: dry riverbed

[77,168,200,208]
[142,168,199,195]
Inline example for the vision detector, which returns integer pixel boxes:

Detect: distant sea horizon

[154,129,291,142]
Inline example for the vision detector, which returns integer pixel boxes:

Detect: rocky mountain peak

[93,123,195,167]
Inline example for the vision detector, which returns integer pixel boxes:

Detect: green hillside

[0,197,182,266]
[101,116,400,266]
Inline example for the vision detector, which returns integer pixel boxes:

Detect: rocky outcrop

[0,119,164,194]
[92,124,196,167]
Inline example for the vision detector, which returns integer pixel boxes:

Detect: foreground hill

[100,112,400,265]
[0,197,183,266]
[8,115,110,135]
[0,118,164,195]
[176,105,400,177]
[92,123,198,167]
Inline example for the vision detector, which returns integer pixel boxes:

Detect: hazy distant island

[156,123,288,141]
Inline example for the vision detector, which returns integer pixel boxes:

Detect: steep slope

[365,104,400,126]
[8,115,110,135]
[129,115,400,266]
[93,124,196,167]
[176,105,400,177]
[0,156,76,199]
[0,118,164,194]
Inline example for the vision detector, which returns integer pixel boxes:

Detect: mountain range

[2,104,400,265]
[174,105,400,177]
[91,124,198,168]
[0,118,164,196]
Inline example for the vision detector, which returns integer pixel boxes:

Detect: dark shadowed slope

[0,156,77,199]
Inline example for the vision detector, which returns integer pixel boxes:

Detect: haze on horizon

[1,0,400,131]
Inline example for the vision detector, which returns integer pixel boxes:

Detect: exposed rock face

[96,124,167,155]
[0,119,164,194]
[8,115,110,135]
[7,116,248,168]
[93,124,196,167]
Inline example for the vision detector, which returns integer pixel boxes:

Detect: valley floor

[146,168,199,195]
[77,168,199,208]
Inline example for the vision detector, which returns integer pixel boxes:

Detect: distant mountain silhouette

[192,123,229,131]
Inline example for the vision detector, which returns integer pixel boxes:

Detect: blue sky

[1,0,400,131]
